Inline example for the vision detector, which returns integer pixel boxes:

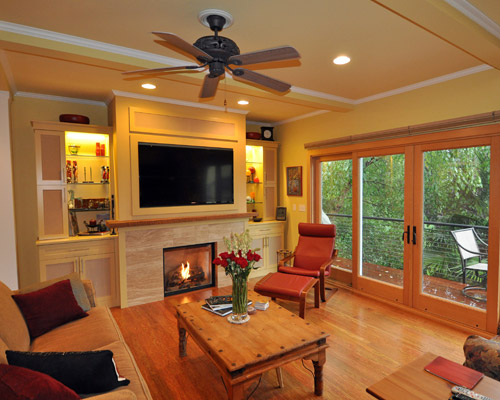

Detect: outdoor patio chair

[278,222,338,302]
[450,228,488,300]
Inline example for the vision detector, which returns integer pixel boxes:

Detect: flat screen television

[138,142,234,208]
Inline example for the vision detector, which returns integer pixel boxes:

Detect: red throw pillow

[0,364,80,400]
[12,279,88,339]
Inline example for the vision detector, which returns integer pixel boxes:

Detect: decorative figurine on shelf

[246,169,252,183]
[72,161,78,183]
[101,166,106,183]
[66,161,72,183]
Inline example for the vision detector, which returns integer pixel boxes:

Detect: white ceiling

[0,0,499,124]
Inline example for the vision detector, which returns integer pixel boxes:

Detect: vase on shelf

[230,274,249,323]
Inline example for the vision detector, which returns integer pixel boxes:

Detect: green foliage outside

[321,146,490,283]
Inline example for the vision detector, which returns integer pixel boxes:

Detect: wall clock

[261,127,274,141]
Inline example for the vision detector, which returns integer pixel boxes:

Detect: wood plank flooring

[110,279,479,400]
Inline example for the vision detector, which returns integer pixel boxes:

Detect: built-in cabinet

[38,237,117,306]
[248,221,284,276]
[33,121,113,240]
[32,121,117,306]
[246,140,278,221]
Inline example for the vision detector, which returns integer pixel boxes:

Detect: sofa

[0,274,152,399]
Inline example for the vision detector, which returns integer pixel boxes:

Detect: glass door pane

[422,146,490,309]
[360,154,405,286]
[320,160,353,273]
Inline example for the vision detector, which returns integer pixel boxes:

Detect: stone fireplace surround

[121,219,246,307]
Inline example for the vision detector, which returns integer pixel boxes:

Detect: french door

[315,132,500,331]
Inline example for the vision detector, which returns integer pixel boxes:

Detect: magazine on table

[202,300,253,316]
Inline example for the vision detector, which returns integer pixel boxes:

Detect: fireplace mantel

[107,212,256,229]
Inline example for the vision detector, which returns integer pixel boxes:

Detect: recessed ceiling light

[238,100,249,105]
[333,56,350,65]
[141,83,156,89]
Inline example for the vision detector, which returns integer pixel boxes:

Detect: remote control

[451,386,492,400]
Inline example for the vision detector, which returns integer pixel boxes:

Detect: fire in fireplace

[163,242,216,296]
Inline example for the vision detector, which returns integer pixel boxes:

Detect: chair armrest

[319,249,339,275]
[278,252,295,267]
[82,279,97,308]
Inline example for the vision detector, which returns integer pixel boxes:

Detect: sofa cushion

[463,334,500,380]
[12,279,88,339]
[17,272,91,312]
[7,350,129,395]
[0,282,30,352]
[31,307,123,352]
[0,363,80,400]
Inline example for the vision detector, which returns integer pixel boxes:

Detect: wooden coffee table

[367,352,500,399]
[175,291,329,400]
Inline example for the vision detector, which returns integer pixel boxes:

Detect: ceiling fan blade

[122,65,202,75]
[200,75,219,98]
[228,46,300,66]
[153,32,213,62]
[232,69,291,92]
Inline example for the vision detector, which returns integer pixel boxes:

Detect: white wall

[0,91,18,289]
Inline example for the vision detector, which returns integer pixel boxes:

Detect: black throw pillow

[6,350,130,395]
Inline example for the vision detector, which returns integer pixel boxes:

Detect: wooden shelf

[106,212,257,229]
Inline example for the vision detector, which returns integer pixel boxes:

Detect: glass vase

[229,274,249,324]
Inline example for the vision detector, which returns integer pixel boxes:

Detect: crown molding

[111,90,248,114]
[444,0,500,40]
[14,91,107,106]
[275,110,330,126]
[355,64,493,104]
[290,86,355,104]
[0,20,187,67]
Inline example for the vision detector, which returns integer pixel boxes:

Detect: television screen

[138,142,234,208]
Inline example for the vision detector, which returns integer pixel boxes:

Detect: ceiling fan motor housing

[193,35,240,77]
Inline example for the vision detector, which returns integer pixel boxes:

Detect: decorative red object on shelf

[96,143,100,156]
[100,143,105,156]
[246,132,261,140]
[59,114,90,124]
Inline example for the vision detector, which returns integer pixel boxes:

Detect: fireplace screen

[163,242,215,296]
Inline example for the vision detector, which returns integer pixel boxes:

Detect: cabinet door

[80,253,116,307]
[37,186,68,240]
[40,257,78,281]
[263,147,277,184]
[251,237,265,270]
[263,147,277,220]
[266,234,284,270]
[35,130,65,185]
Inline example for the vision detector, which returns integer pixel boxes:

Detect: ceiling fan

[123,9,301,98]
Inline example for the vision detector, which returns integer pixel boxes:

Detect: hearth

[163,242,216,296]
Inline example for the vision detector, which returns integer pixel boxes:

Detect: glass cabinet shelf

[66,154,109,158]
[68,182,109,185]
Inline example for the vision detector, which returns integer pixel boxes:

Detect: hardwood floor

[110,279,478,400]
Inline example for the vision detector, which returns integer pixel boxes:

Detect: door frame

[309,123,500,332]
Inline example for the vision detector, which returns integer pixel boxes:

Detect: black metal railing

[324,213,488,282]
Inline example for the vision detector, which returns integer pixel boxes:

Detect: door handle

[412,226,417,245]
[402,225,410,244]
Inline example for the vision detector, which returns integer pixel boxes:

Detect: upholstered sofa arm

[463,334,500,381]
[88,389,137,400]
[82,279,97,308]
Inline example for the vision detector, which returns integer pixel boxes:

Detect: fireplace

[163,242,216,296]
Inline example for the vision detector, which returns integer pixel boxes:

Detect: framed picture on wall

[276,207,287,221]
[286,166,302,196]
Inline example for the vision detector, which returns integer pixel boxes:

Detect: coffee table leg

[179,326,187,357]
[312,349,326,396]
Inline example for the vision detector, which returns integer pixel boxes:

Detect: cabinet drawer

[38,238,115,260]
[248,222,284,237]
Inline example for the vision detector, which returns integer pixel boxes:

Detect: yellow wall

[10,96,108,287]
[277,68,500,248]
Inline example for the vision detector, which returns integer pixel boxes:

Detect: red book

[424,356,484,389]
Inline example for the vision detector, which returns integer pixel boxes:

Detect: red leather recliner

[278,223,338,302]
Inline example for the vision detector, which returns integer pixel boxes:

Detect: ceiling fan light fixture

[141,83,156,89]
[238,100,249,105]
[333,55,351,65]
[198,9,234,30]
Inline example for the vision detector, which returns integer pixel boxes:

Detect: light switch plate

[299,204,306,212]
